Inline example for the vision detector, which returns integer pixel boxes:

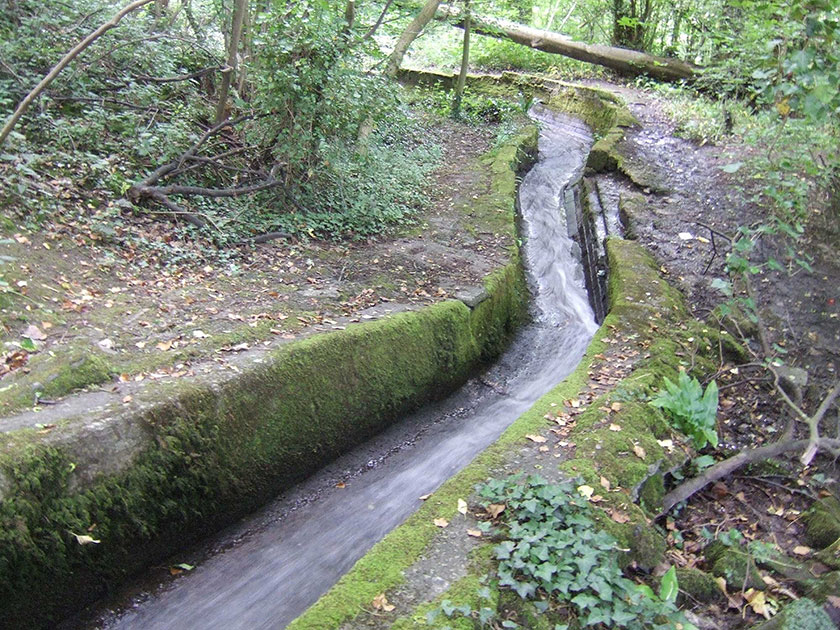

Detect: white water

[87,108,597,630]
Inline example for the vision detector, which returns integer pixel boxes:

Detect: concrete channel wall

[0,78,632,629]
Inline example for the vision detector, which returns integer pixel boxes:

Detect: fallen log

[437,5,697,83]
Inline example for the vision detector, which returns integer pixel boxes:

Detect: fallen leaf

[656,439,674,451]
[486,504,505,518]
[156,341,172,351]
[192,329,209,339]
[744,589,772,619]
[577,485,594,499]
[71,533,100,545]
[792,545,811,556]
[23,325,46,341]
[525,434,547,443]
[97,338,114,351]
[122,395,132,404]
[711,482,728,499]
[467,529,483,538]
[610,402,622,412]
[609,423,622,432]
[599,476,611,491]
[433,518,449,528]
[633,444,646,460]
[418,493,431,501]
[335,481,346,489]
[609,509,630,524]
[457,499,468,515]
[372,593,395,612]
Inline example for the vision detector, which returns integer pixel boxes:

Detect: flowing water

[82,107,597,630]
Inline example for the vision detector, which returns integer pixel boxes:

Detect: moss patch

[675,567,723,605]
[0,347,113,411]
[804,496,840,550]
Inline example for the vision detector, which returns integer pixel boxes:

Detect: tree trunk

[439,5,696,83]
[385,0,441,77]
[451,0,471,117]
[214,0,248,124]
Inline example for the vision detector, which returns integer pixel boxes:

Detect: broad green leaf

[659,566,679,603]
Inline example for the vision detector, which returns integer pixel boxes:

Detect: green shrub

[649,371,719,450]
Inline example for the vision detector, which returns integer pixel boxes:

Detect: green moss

[804,496,840,550]
[807,570,840,602]
[754,598,835,630]
[0,269,530,627]
[638,474,665,515]
[0,348,114,412]
[815,537,840,570]
[704,541,766,591]
[675,567,723,604]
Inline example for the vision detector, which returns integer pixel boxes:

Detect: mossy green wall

[0,132,535,629]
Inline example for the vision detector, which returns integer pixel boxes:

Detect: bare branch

[133,66,221,84]
[134,178,284,199]
[364,0,396,40]
[0,0,156,147]
[660,436,840,515]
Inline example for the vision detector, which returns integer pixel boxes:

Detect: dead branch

[133,66,221,83]
[659,436,840,515]
[131,113,259,190]
[0,0,155,147]
[238,231,293,245]
[437,4,696,82]
[133,178,284,199]
[49,95,161,112]
[364,0,396,40]
[143,191,209,228]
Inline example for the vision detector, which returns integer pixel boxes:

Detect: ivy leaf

[659,566,679,603]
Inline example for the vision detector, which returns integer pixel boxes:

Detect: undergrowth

[429,475,693,629]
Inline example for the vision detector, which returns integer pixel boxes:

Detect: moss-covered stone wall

[0,130,536,630]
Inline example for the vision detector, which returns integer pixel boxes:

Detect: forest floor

[0,117,519,419]
[582,81,840,628]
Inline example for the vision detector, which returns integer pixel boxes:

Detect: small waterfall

[520,105,599,333]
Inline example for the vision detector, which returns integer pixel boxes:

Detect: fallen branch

[436,4,697,83]
[238,231,293,245]
[133,66,221,84]
[660,376,840,515]
[133,177,284,199]
[659,436,840,515]
[0,0,155,146]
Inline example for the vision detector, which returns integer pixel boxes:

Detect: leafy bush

[650,371,719,450]
[464,475,691,629]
